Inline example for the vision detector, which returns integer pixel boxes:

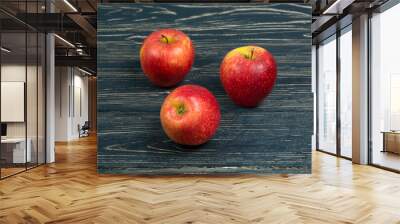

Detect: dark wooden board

[97,3,312,174]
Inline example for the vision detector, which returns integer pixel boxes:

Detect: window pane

[340,27,352,158]
[318,35,337,154]
[371,4,400,171]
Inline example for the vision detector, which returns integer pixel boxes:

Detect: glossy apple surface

[160,85,220,146]
[220,45,277,107]
[140,29,194,87]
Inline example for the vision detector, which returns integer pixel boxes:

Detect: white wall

[55,67,89,141]
[55,66,69,141]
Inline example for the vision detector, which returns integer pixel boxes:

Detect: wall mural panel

[97,4,312,174]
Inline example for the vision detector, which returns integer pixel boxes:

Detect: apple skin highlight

[160,85,221,146]
[140,29,195,87]
[220,46,277,107]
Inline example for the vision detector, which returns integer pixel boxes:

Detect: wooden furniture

[1,138,31,163]
[382,131,400,154]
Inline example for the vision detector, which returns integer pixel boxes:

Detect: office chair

[79,121,90,138]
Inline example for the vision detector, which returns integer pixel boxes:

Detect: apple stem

[161,34,169,44]
[250,48,255,60]
[177,104,186,115]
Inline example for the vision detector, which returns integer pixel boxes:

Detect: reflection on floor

[0,163,43,178]
[373,150,400,171]
[0,135,400,223]
[0,167,25,177]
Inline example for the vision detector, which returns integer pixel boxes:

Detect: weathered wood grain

[97,3,312,174]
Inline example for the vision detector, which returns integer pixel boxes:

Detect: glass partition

[0,1,46,179]
[38,32,45,165]
[27,30,38,169]
[1,30,28,177]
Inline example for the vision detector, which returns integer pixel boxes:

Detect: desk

[382,131,400,154]
[1,138,31,163]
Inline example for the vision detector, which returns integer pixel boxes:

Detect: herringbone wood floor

[1,135,400,224]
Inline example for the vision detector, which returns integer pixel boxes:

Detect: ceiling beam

[67,13,96,39]
[52,0,97,47]
[55,55,96,72]
[322,0,356,15]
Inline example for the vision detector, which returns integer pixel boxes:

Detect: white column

[46,33,55,163]
[352,14,369,164]
[46,1,55,163]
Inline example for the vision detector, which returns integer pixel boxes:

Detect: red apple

[160,85,220,146]
[220,45,277,107]
[140,29,195,87]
